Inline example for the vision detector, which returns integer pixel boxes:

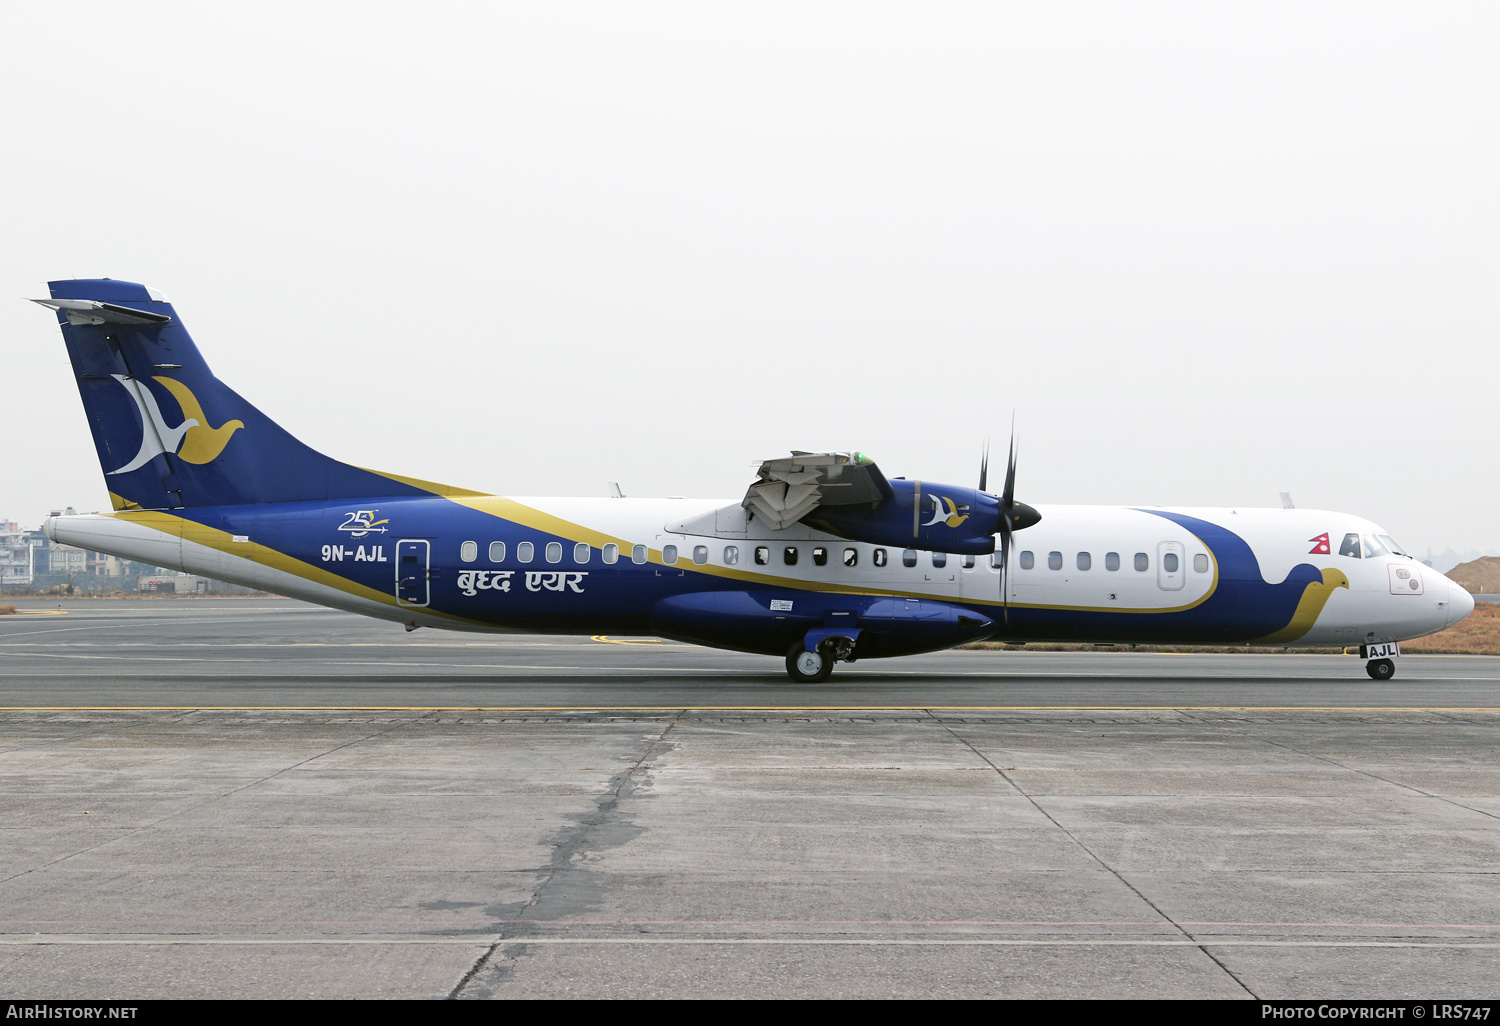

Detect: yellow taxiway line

[1,705,1498,713]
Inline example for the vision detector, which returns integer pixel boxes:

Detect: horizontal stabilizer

[32,298,172,326]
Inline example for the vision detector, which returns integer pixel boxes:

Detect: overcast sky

[3,2,1496,557]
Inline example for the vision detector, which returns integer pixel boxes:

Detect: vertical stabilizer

[37,279,473,510]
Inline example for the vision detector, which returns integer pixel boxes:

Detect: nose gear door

[396,539,430,607]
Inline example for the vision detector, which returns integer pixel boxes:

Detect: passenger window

[724,545,739,565]
[1134,552,1148,571]
[783,546,798,566]
[1339,532,1362,559]
[663,544,678,564]
[1019,550,1034,570]
[812,546,827,566]
[1193,553,1209,573]
[902,549,918,568]
[1163,552,1179,573]
[1105,552,1119,571]
[755,546,769,565]
[843,548,858,567]
[1047,551,1062,571]
[693,545,708,565]
[1077,552,1091,571]
[931,552,947,568]
[603,543,619,564]
[990,549,1005,569]
[873,548,888,567]
[489,541,506,563]
[546,542,563,563]
[631,544,647,564]
[518,541,534,563]
[962,555,975,569]
[574,542,591,563]
[460,540,478,563]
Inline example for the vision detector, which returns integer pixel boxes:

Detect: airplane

[32,279,1474,683]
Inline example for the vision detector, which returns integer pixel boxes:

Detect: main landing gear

[785,644,834,684]
[1366,658,1395,681]
[786,630,858,684]
[783,635,857,683]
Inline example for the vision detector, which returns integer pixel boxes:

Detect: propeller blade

[1001,418,1018,510]
[1000,525,1010,625]
[978,438,990,493]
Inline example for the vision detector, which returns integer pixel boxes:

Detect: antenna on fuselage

[1280,492,1295,509]
[608,482,625,499]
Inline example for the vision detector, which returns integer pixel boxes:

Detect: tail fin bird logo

[106,375,244,475]
[922,495,971,529]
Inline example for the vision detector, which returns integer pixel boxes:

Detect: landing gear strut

[1366,658,1395,681]
[785,641,835,683]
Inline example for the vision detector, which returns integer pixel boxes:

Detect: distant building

[3,509,177,594]
[4,510,268,595]
[138,575,211,595]
[0,520,40,587]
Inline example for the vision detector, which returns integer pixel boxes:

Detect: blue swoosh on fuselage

[998,510,1326,643]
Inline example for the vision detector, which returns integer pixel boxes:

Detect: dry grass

[962,602,1500,656]
[0,604,15,615]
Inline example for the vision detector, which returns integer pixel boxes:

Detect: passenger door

[396,539,430,607]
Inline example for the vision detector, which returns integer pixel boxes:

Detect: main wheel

[785,643,834,683]
[1366,658,1395,680]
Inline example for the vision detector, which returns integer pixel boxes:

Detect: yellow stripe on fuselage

[446,496,1221,616]
[107,506,489,628]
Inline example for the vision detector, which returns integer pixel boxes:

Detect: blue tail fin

[39,279,474,511]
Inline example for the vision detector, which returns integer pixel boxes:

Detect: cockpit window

[1363,534,1387,558]
[1338,532,1361,559]
[1378,534,1406,556]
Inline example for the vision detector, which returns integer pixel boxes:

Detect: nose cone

[1447,578,1476,627]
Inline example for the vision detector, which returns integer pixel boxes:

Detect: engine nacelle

[650,588,996,658]
[802,479,1002,555]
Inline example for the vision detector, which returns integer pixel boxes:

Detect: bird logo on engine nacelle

[922,495,970,529]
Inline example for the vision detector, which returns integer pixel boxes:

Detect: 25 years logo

[338,510,390,537]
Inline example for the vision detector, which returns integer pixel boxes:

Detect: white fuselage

[46,498,1471,650]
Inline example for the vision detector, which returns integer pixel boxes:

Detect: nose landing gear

[1360,642,1400,681]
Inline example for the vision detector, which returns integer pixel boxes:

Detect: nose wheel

[785,643,834,683]
[1366,658,1395,681]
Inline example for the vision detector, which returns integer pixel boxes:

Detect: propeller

[988,419,1041,625]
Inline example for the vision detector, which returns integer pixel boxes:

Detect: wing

[741,451,894,530]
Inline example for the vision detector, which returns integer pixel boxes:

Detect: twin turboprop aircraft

[35,280,1473,682]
